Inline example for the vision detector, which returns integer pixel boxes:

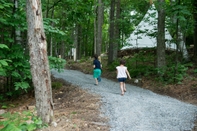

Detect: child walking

[93,54,102,85]
[116,59,131,96]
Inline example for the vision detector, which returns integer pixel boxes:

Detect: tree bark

[193,0,197,56]
[96,0,104,56]
[49,7,54,56]
[157,0,166,69]
[113,0,120,60]
[77,25,82,59]
[26,0,54,124]
[73,24,78,61]
[94,0,97,54]
[14,0,22,45]
[108,0,115,64]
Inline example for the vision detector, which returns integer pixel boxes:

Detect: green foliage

[166,1,194,36]
[108,59,119,71]
[0,44,9,49]
[1,105,8,109]
[156,63,189,84]
[0,95,4,101]
[109,48,190,85]
[0,0,27,35]
[0,44,11,76]
[79,56,91,63]
[0,44,32,97]
[14,82,30,92]
[194,69,197,74]
[126,50,156,78]
[108,49,156,77]
[52,81,63,89]
[7,45,31,91]
[0,111,46,131]
[0,124,21,131]
[0,103,15,109]
[49,56,66,72]
[43,18,66,35]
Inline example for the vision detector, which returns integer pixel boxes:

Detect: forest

[1,0,197,130]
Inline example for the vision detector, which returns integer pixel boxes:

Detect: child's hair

[120,59,126,65]
[94,54,98,59]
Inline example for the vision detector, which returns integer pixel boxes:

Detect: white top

[116,66,127,78]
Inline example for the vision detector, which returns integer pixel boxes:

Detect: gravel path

[52,69,197,131]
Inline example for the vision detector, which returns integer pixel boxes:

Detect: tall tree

[96,0,104,56]
[193,0,197,56]
[14,0,22,44]
[170,0,189,60]
[108,0,115,63]
[26,0,54,124]
[108,0,120,64]
[157,0,166,69]
[113,0,120,59]
[73,24,78,61]
[94,0,97,54]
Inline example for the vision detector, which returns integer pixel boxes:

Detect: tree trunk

[94,0,97,54]
[77,25,82,59]
[14,0,22,45]
[60,42,65,58]
[108,0,115,64]
[193,0,197,56]
[49,7,54,56]
[171,0,189,60]
[73,24,78,61]
[85,19,90,56]
[96,0,104,56]
[157,0,166,69]
[113,0,120,60]
[45,0,50,18]
[26,0,54,124]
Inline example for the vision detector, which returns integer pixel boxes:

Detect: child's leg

[97,75,101,82]
[120,82,124,95]
[123,82,126,92]
[95,78,98,85]
[93,69,99,85]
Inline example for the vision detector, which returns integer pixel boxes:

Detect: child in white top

[116,59,131,96]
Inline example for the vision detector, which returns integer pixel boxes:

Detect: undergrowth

[0,110,46,131]
[108,49,195,84]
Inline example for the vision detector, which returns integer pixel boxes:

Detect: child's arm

[93,60,96,68]
[126,69,131,79]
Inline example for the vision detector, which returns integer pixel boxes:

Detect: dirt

[39,76,109,131]
[1,76,109,131]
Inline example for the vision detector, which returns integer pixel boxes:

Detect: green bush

[155,63,189,84]
[0,44,32,97]
[52,81,63,89]
[48,56,66,72]
[108,59,119,71]
[0,44,11,76]
[125,52,155,78]
[0,111,46,131]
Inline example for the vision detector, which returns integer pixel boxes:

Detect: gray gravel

[51,69,197,131]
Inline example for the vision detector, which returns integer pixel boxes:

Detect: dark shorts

[118,78,127,82]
